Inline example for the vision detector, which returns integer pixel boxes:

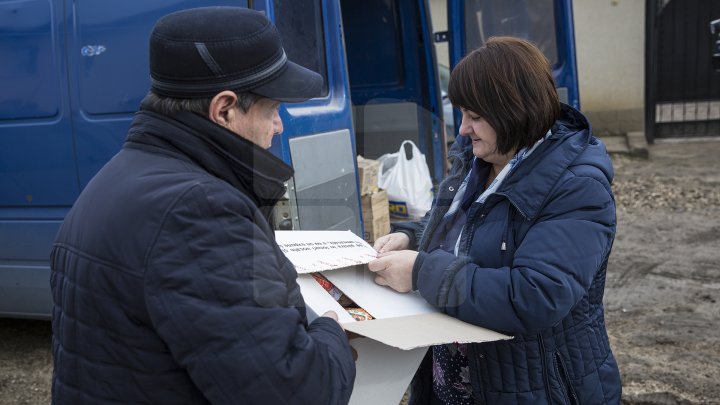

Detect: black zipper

[499,204,515,265]
[467,345,487,405]
[456,202,485,255]
[554,351,579,405]
[495,192,530,222]
[538,335,554,404]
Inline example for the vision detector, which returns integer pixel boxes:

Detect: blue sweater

[398,104,621,404]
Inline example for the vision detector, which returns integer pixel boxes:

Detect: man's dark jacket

[397,104,622,404]
[50,105,355,404]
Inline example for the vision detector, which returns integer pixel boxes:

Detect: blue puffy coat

[398,105,621,404]
[50,105,355,404]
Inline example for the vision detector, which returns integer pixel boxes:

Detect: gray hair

[142,90,262,116]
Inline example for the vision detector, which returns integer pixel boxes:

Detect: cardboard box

[356,155,379,196]
[363,215,390,244]
[361,190,390,243]
[275,230,512,405]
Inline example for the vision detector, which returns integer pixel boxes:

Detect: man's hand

[367,250,418,293]
[322,310,339,322]
[373,232,410,254]
[323,311,358,361]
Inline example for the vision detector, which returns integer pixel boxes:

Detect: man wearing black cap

[49,7,355,405]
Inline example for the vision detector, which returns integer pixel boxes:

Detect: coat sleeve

[390,215,429,250]
[416,175,616,335]
[143,183,355,405]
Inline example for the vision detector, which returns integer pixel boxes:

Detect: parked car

[711,18,720,70]
[438,63,456,142]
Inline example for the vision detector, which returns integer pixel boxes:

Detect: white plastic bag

[377,140,433,218]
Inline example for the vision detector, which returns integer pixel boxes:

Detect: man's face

[227,98,283,149]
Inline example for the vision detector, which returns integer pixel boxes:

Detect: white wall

[428,0,646,132]
[429,0,449,67]
[574,0,645,113]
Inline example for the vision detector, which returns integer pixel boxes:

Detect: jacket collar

[125,103,293,215]
[498,104,594,220]
[451,104,596,221]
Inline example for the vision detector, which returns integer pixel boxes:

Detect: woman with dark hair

[368,37,621,404]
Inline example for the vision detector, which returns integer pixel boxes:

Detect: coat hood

[450,104,614,221]
[502,104,614,220]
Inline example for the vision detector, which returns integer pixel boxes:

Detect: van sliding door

[0,0,75,318]
[67,0,249,188]
[0,0,76,207]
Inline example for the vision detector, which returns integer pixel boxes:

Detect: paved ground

[1,138,719,405]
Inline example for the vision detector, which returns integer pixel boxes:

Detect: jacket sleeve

[390,215,429,250]
[143,183,355,405]
[394,136,471,250]
[416,175,616,335]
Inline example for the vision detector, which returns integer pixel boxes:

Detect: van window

[273,0,328,97]
[464,0,558,67]
[340,0,404,88]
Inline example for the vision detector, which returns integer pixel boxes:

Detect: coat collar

[125,103,293,215]
[451,104,603,221]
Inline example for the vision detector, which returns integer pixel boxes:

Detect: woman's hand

[367,250,418,293]
[372,232,410,254]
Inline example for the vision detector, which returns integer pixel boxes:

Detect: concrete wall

[574,0,645,134]
[428,0,646,134]
[429,0,450,68]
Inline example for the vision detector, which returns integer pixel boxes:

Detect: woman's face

[457,108,513,166]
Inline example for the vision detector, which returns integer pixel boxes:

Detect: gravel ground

[606,139,720,405]
[1,139,719,405]
[0,319,51,404]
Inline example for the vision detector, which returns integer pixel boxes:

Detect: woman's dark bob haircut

[448,36,561,155]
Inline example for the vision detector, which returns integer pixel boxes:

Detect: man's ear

[208,91,239,126]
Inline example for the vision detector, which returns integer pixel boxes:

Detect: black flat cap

[149,7,323,102]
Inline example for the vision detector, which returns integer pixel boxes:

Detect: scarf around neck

[444,130,551,220]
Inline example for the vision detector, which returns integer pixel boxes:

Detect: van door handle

[81,45,107,57]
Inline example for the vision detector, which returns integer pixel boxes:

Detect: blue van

[0,0,579,318]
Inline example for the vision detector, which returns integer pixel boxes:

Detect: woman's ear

[208,91,239,126]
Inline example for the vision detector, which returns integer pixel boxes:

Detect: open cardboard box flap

[277,230,512,349]
[278,231,511,405]
[344,312,510,350]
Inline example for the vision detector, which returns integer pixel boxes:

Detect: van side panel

[0,0,248,319]
[0,218,60,319]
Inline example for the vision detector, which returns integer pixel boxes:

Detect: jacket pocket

[553,351,579,405]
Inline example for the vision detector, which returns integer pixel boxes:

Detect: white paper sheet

[275,230,377,274]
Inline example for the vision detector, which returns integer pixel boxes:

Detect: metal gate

[646,0,720,142]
